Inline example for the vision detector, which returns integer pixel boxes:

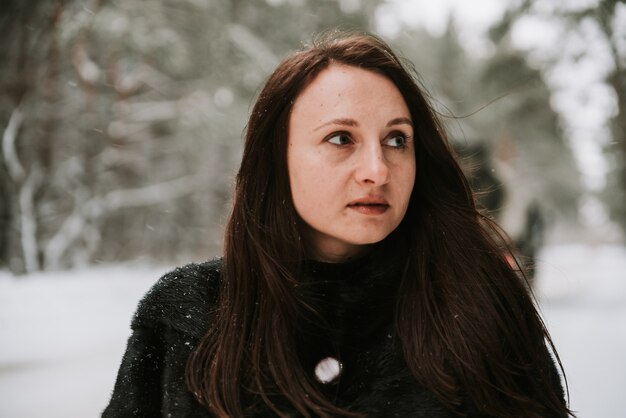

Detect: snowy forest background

[1,0,625,417]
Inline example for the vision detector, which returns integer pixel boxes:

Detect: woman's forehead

[289,64,411,131]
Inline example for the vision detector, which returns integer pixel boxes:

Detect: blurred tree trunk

[1,0,64,272]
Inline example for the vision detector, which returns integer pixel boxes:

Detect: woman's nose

[354,143,390,185]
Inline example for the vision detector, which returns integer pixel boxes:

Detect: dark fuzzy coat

[102,257,562,417]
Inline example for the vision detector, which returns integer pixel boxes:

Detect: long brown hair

[186,30,573,417]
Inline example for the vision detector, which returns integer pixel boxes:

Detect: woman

[103,31,573,417]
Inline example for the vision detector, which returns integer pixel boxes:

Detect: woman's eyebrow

[386,117,413,127]
[313,118,358,132]
[312,116,412,132]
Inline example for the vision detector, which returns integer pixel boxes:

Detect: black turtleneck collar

[295,238,409,391]
[300,236,408,293]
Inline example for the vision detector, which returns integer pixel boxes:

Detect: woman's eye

[326,132,352,146]
[384,134,408,148]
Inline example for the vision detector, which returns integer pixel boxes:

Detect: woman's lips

[347,197,390,215]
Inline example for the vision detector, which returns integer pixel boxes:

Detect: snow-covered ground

[0,244,624,418]
[534,244,626,418]
[0,264,167,418]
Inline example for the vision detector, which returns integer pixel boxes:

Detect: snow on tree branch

[95,173,205,214]
[2,105,25,181]
[43,174,206,270]
[19,164,44,273]
[227,24,279,73]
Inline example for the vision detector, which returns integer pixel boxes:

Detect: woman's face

[287,64,416,262]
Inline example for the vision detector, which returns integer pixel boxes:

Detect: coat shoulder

[131,257,223,338]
